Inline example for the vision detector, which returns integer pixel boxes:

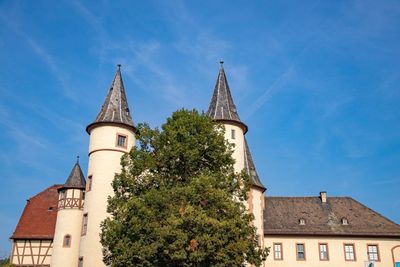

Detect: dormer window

[341,217,348,225]
[299,218,306,225]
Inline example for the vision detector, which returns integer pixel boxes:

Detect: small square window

[116,134,127,148]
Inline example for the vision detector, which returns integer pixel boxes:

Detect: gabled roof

[244,137,266,191]
[62,159,85,189]
[206,62,247,133]
[264,195,400,238]
[11,185,61,240]
[86,65,135,133]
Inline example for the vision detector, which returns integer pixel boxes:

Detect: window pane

[297,244,305,260]
[368,245,378,261]
[117,135,126,147]
[231,129,235,139]
[274,244,282,260]
[320,244,328,260]
[345,245,354,260]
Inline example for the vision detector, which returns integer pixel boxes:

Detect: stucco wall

[79,125,135,267]
[264,235,400,267]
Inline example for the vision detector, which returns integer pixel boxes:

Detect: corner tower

[51,158,86,267]
[78,65,136,267]
[206,61,266,246]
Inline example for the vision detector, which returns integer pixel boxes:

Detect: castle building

[9,64,400,267]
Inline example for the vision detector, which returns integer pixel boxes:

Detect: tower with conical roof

[206,61,266,247]
[78,65,136,267]
[51,158,86,267]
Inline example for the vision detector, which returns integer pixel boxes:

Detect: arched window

[63,234,71,247]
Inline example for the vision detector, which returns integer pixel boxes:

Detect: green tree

[101,109,269,267]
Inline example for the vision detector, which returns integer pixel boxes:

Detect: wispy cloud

[0,13,77,102]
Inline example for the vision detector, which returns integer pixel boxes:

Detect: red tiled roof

[11,185,61,239]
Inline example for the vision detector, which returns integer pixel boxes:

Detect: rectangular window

[231,129,235,139]
[319,243,329,260]
[78,257,83,267]
[367,244,379,261]
[344,244,356,261]
[116,134,127,148]
[82,213,88,236]
[296,243,306,260]
[87,175,92,192]
[273,243,283,260]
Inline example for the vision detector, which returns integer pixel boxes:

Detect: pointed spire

[244,137,266,191]
[62,159,86,189]
[206,62,248,133]
[86,65,135,133]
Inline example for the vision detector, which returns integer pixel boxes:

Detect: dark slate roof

[264,196,400,237]
[206,63,247,132]
[11,185,61,239]
[87,66,134,133]
[244,137,266,191]
[62,160,86,189]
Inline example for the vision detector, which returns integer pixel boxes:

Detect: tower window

[82,213,88,236]
[116,133,128,148]
[231,129,235,139]
[78,257,83,267]
[63,234,71,247]
[87,175,93,192]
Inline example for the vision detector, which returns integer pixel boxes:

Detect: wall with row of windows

[264,236,400,267]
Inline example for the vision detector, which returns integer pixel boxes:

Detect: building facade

[9,64,400,267]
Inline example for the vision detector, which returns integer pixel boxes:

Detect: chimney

[320,191,327,203]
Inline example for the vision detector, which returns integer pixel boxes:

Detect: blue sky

[0,0,400,256]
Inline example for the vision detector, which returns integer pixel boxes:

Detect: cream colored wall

[264,235,400,267]
[222,123,265,249]
[223,124,244,172]
[250,188,265,247]
[79,125,135,267]
[10,239,52,266]
[51,188,84,267]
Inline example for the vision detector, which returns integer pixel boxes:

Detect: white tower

[51,158,86,267]
[206,61,266,248]
[78,65,136,267]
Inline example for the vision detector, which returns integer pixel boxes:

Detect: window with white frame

[274,243,283,260]
[367,245,379,261]
[319,243,329,260]
[344,244,355,261]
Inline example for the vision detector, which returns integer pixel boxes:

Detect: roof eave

[86,121,137,134]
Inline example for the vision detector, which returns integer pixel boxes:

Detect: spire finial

[219,60,224,67]
[117,64,121,70]
[76,155,80,164]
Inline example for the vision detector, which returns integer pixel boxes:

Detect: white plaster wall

[79,125,135,267]
[250,188,265,247]
[264,236,400,267]
[51,189,83,267]
[223,124,245,172]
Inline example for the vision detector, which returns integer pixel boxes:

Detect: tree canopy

[101,109,268,267]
